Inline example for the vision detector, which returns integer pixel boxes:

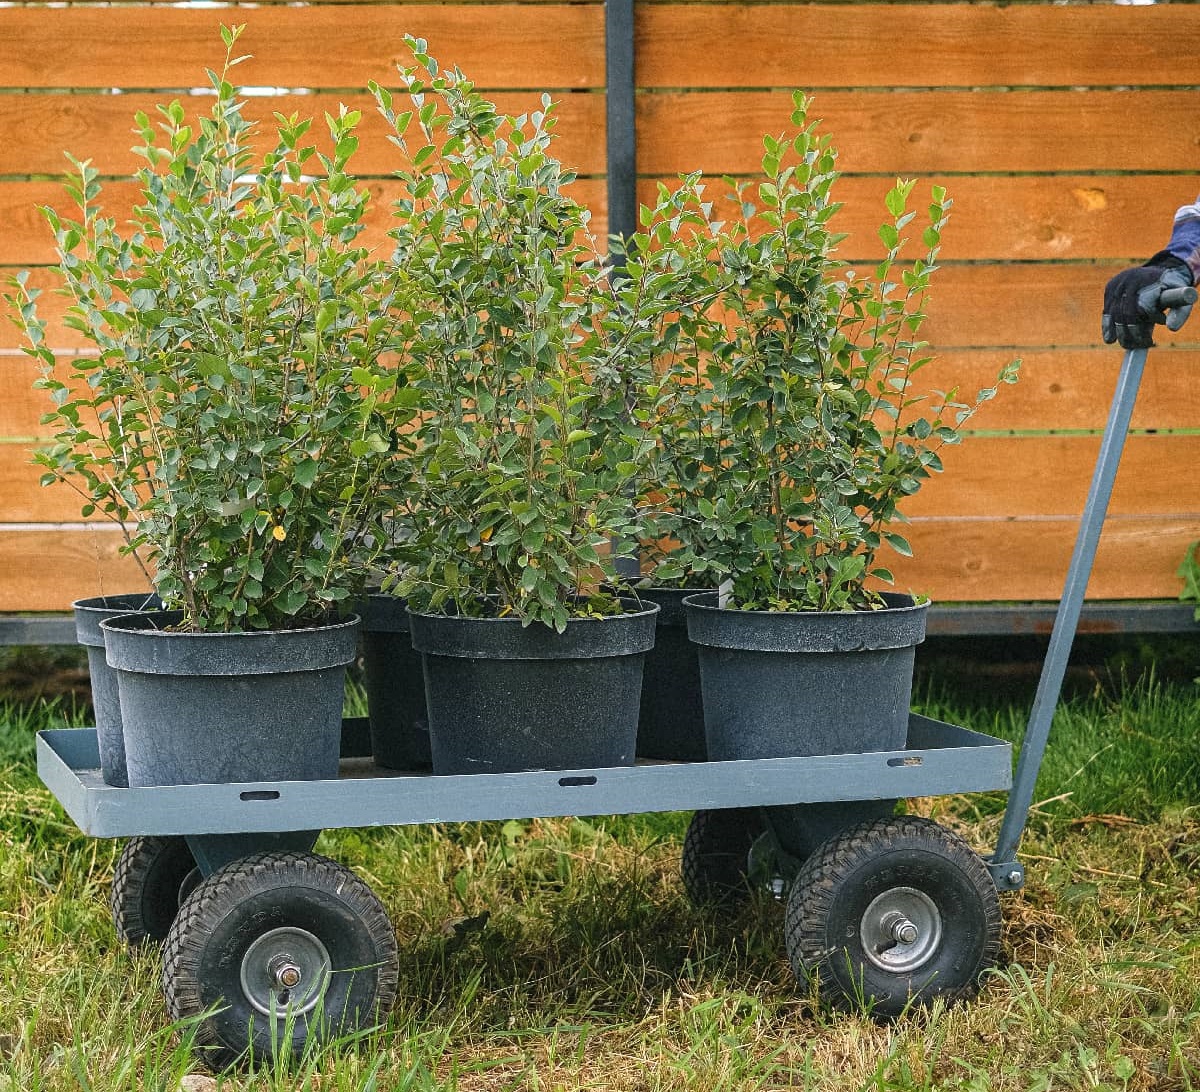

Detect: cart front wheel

[162,851,398,1070]
[681,808,768,910]
[784,816,1001,1017]
[111,835,200,947]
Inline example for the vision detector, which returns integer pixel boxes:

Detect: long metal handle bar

[991,346,1148,880]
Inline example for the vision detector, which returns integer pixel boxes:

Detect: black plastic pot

[358,593,430,771]
[633,586,709,762]
[100,612,359,788]
[684,592,928,761]
[73,593,165,787]
[408,599,659,774]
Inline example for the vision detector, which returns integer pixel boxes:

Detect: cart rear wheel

[784,816,1001,1017]
[162,851,398,1071]
[681,808,767,910]
[111,835,200,947]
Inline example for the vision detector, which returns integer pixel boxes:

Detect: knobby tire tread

[783,816,1002,1013]
[161,851,398,1070]
[111,834,196,947]
[681,808,764,910]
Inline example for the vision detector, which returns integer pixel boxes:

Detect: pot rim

[408,598,659,661]
[100,611,361,677]
[682,591,928,654]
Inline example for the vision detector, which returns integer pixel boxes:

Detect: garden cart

[34,297,1195,1067]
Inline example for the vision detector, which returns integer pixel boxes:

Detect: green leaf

[275,588,309,616]
[315,300,338,334]
[293,459,319,488]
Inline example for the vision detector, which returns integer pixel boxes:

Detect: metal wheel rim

[239,926,331,1019]
[860,886,942,973]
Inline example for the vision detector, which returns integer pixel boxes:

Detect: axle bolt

[892,918,919,946]
[268,954,303,991]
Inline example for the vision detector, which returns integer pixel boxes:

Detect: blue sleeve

[1164,195,1200,281]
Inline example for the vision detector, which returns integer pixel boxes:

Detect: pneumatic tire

[111,835,200,947]
[681,808,767,910]
[162,851,398,1071]
[784,816,1001,1017]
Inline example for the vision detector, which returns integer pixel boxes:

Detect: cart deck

[38,714,1011,839]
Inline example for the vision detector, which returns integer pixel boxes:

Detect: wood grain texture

[0,91,605,177]
[637,90,1200,176]
[0,6,604,90]
[0,356,57,438]
[0,175,1180,266]
[0,445,93,523]
[903,435,1200,519]
[6,87,1194,179]
[917,349,1200,433]
[0,528,147,611]
[637,4,1200,90]
[891,518,1199,602]
[0,178,608,266]
[632,176,1193,264]
[6,347,1198,435]
[7,264,1177,354]
[2,516,1193,609]
[4,434,1199,524]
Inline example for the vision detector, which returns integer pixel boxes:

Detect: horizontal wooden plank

[0,527,148,611]
[892,517,1199,603]
[637,90,1200,176]
[0,355,50,435]
[4,433,1200,529]
[920,264,1118,349]
[6,347,1198,436]
[0,7,604,90]
[0,445,95,522]
[917,349,1200,433]
[0,177,608,266]
[7,264,1180,355]
[8,89,1193,179]
[904,435,1200,519]
[0,90,605,177]
[634,175,1196,265]
[0,516,1193,611]
[35,0,600,4]
[638,4,1200,90]
[0,175,1181,266]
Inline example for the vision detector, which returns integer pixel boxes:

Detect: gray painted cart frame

[38,714,1012,876]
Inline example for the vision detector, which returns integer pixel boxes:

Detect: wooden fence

[2,0,1199,611]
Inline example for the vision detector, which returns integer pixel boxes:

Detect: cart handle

[1160,284,1197,331]
[991,342,1153,887]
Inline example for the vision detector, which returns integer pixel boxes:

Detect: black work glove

[1102,251,1194,349]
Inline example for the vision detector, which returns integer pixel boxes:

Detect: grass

[1,656,1200,1090]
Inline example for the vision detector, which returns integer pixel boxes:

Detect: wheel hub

[239,927,331,1018]
[860,887,942,973]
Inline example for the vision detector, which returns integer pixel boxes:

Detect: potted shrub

[623,185,729,762]
[10,269,164,787]
[10,28,416,788]
[662,94,1019,763]
[370,42,704,774]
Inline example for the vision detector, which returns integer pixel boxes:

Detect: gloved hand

[1102,252,1194,349]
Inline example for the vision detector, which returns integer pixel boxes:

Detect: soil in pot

[408,599,658,775]
[358,593,431,771]
[100,612,359,787]
[73,592,165,787]
[684,592,928,761]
